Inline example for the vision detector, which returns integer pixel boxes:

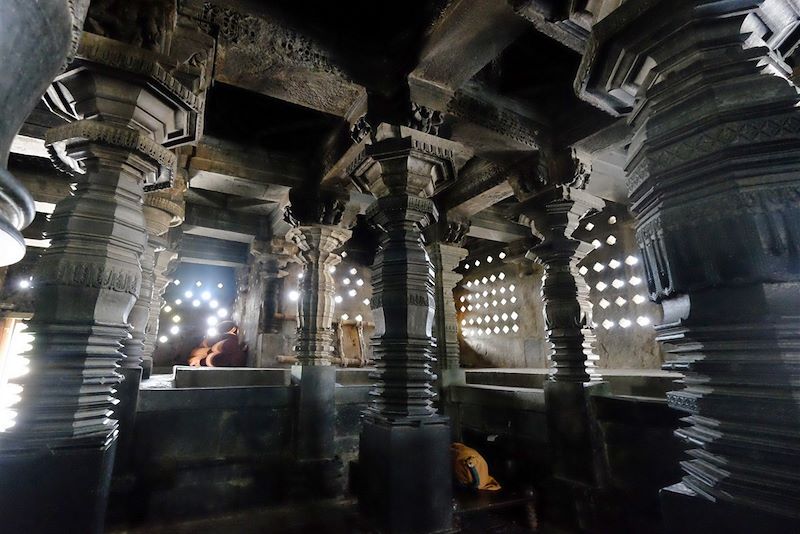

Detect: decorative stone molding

[284,187,348,227]
[447,89,541,149]
[408,102,444,136]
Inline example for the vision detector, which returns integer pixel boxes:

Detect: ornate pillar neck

[285,189,351,366]
[577,0,800,521]
[520,186,604,383]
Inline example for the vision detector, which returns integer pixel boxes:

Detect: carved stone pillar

[0,0,87,269]
[577,1,800,529]
[143,234,179,373]
[425,215,469,395]
[347,123,465,533]
[521,187,603,383]
[0,34,201,533]
[140,172,186,378]
[284,187,350,497]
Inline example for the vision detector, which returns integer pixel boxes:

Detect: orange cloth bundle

[451,442,501,491]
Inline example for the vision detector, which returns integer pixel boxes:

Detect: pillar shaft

[524,189,602,382]
[578,0,800,521]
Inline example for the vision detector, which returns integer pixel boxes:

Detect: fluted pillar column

[347,123,466,533]
[578,1,800,529]
[285,187,351,497]
[143,236,179,372]
[0,33,201,532]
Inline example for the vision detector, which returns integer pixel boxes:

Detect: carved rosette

[523,187,603,383]
[577,0,800,518]
[286,226,351,366]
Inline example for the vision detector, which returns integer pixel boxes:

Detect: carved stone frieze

[447,89,541,149]
[284,187,348,227]
[408,102,444,136]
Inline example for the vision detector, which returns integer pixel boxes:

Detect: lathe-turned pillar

[347,123,466,533]
[285,187,351,496]
[0,33,201,533]
[577,1,800,530]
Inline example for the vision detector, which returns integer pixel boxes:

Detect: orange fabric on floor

[451,442,501,491]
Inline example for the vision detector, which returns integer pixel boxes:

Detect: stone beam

[185,0,366,117]
[180,234,250,267]
[186,136,304,201]
[510,0,593,53]
[8,154,71,205]
[182,202,269,243]
[447,81,549,153]
[439,156,530,216]
[468,209,530,243]
[409,0,527,107]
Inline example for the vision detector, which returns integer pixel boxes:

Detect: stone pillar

[143,235,179,373]
[141,173,186,378]
[577,1,800,529]
[255,239,294,366]
[522,187,603,383]
[425,215,469,399]
[347,123,465,533]
[0,34,201,532]
[0,0,87,269]
[285,188,351,496]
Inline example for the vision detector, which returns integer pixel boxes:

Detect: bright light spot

[348,289,357,297]
[341,252,347,258]
[356,279,364,287]
[172,315,181,323]
[592,239,602,249]
[510,311,519,320]
[619,318,631,328]
[196,281,202,287]
[509,284,515,292]
[184,290,193,299]
[175,299,182,305]
[355,315,363,322]
[334,295,343,304]
[633,294,646,304]
[210,300,219,309]
[474,260,480,267]
[217,283,224,289]
[170,325,180,335]
[164,305,173,313]
[298,272,304,279]
[18,280,30,289]
[499,252,506,259]
[630,277,642,286]
[501,313,508,321]
[599,299,610,309]
[464,264,470,270]
[608,216,617,225]
[492,314,499,322]
[585,222,595,231]
[207,328,218,337]
[487,256,493,263]
[482,290,488,297]
[341,314,349,321]
[159,336,168,343]
[502,325,509,333]
[498,272,506,280]
[596,282,607,291]
[615,296,627,307]
[350,268,357,275]
[461,306,466,312]
[625,255,639,266]
[328,266,336,274]
[608,259,621,269]
[511,324,519,333]
[461,319,467,326]
[500,298,507,305]
[289,290,299,301]
[606,235,617,245]
[192,300,201,307]
[174,279,181,285]
[459,296,465,302]
[637,316,651,326]
[343,278,351,285]
[490,274,497,282]
[493,326,500,334]
[217,308,229,318]
[476,317,483,325]
[481,277,488,284]
[602,319,615,330]
[612,279,625,289]
[579,266,588,276]
[207,316,218,326]
[201,291,211,301]
[593,262,604,272]
[510,296,517,304]
[362,298,370,306]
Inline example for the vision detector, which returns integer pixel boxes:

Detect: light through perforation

[611,279,625,289]
[592,239,602,249]
[632,294,646,304]
[630,276,642,286]
[619,318,631,328]
[606,235,617,245]
[579,266,588,276]
[615,296,627,307]
[602,319,615,330]
[595,281,607,291]
[608,259,621,269]
[625,255,639,266]
[636,316,651,326]
[593,262,604,272]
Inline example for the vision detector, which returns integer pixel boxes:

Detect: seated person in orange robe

[187,320,247,367]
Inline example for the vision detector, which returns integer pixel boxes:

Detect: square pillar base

[0,440,117,534]
[359,418,453,534]
[661,482,800,533]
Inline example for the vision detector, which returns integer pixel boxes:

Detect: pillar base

[359,418,453,534]
[661,482,800,533]
[0,439,117,534]
[113,365,142,473]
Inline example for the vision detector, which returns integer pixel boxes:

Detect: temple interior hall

[1,0,799,533]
